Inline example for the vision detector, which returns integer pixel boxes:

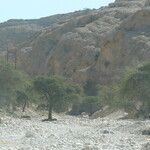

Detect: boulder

[25,131,34,138]
[142,129,150,135]
[82,145,99,150]
[21,115,31,120]
[141,143,150,150]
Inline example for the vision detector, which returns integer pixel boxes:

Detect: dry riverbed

[0,111,149,150]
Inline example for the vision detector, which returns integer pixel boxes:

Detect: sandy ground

[0,111,150,150]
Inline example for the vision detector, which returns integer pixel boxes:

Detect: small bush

[121,63,150,118]
[69,96,102,116]
[83,79,99,96]
[80,96,102,115]
[0,64,31,111]
[142,129,150,135]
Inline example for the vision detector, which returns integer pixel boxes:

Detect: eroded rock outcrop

[0,0,149,85]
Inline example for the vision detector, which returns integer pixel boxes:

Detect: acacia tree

[122,63,150,117]
[16,90,29,112]
[34,76,81,121]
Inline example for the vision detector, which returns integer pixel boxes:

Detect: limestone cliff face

[98,7,150,84]
[0,0,149,85]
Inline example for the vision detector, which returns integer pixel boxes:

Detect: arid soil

[0,112,149,150]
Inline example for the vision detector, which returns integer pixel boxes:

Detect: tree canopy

[34,76,82,120]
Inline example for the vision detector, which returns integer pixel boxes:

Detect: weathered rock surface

[0,0,149,85]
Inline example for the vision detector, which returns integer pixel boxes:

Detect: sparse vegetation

[69,96,102,116]
[0,1,149,149]
[83,79,99,96]
[33,76,82,120]
[0,55,149,120]
[142,129,150,135]
[0,63,31,112]
[80,96,102,115]
[121,63,150,118]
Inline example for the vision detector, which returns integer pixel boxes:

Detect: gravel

[0,113,149,150]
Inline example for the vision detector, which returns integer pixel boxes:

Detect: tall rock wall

[0,0,149,85]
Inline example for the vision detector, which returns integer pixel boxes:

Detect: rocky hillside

[0,0,149,85]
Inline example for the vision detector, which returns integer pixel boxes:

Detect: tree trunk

[22,99,27,112]
[48,104,52,120]
[42,103,57,122]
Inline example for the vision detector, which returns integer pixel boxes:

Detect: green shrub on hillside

[0,64,31,111]
[121,63,150,118]
[83,79,99,96]
[98,85,121,108]
[80,96,102,115]
[69,96,102,116]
